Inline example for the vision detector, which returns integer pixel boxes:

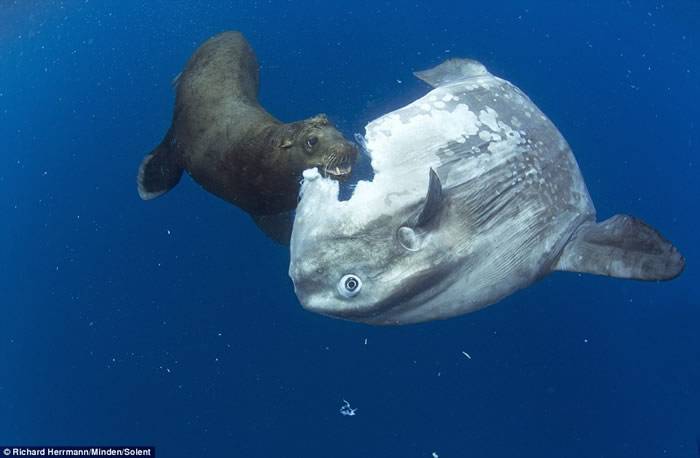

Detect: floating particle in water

[339,400,357,416]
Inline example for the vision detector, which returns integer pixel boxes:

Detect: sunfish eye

[338,274,362,298]
[306,136,318,148]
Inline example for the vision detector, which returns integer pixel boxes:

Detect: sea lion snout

[322,140,358,179]
[299,115,358,179]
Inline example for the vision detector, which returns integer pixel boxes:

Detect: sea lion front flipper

[137,134,184,200]
[251,211,294,245]
[554,215,685,281]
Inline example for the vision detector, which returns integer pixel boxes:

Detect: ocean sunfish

[288,58,684,325]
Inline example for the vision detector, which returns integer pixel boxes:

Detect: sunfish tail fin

[554,214,685,281]
[137,134,184,200]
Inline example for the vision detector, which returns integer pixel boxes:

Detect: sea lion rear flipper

[554,215,684,280]
[251,211,294,245]
[137,136,183,200]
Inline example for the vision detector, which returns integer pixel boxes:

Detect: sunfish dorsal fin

[413,58,489,88]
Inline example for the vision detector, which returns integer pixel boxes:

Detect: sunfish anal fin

[554,214,685,281]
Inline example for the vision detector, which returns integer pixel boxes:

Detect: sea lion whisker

[324,152,338,170]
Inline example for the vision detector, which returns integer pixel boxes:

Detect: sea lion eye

[338,274,362,298]
[306,136,318,148]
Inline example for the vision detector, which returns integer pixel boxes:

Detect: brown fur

[137,31,357,218]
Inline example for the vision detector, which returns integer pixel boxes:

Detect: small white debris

[396,79,402,84]
[364,338,368,345]
[461,351,472,360]
[167,229,171,235]
[584,338,589,343]
[432,452,439,458]
[340,399,358,416]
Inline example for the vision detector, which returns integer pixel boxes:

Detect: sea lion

[137,31,357,243]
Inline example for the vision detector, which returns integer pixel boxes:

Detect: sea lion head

[282,114,358,179]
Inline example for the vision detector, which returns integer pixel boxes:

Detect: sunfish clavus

[289,59,684,325]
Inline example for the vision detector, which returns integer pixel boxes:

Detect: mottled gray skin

[289,59,684,325]
[137,32,357,239]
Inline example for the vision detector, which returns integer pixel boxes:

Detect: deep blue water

[1,1,698,457]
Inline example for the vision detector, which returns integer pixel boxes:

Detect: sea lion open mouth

[321,146,356,180]
[323,164,353,179]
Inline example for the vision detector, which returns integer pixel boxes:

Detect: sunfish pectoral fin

[413,168,444,228]
[251,211,294,246]
[554,215,685,281]
[399,169,444,251]
[413,58,490,88]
